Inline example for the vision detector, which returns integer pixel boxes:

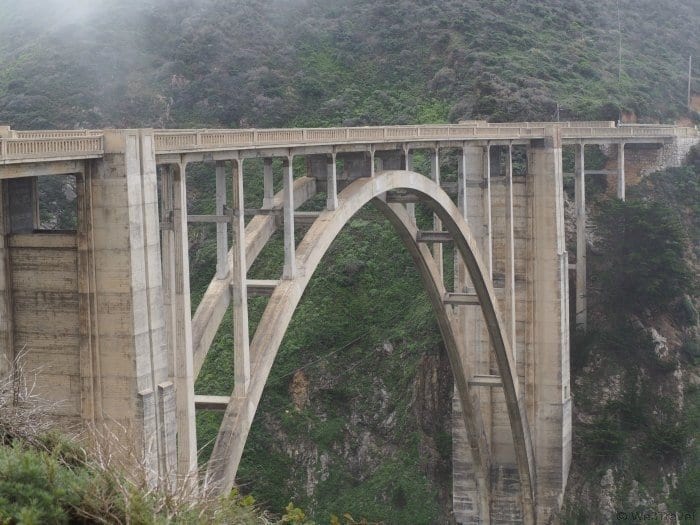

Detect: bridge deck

[1,122,696,168]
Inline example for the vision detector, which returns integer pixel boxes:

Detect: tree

[595,199,693,313]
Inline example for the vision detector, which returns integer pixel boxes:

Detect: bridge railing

[13,130,103,139]
[561,126,698,139]
[2,124,696,162]
[0,136,104,161]
[488,121,616,128]
[153,124,559,152]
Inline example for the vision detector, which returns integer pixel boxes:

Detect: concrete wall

[603,136,700,188]
[9,233,81,427]
[0,131,176,481]
[452,136,570,523]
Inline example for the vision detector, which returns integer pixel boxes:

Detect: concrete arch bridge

[0,122,697,523]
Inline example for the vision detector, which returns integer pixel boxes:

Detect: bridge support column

[528,131,572,521]
[282,157,296,279]
[430,149,443,280]
[262,158,274,209]
[170,162,197,479]
[483,144,493,276]
[617,143,626,201]
[504,144,516,357]
[232,159,250,397]
[0,181,11,378]
[89,130,177,482]
[326,153,338,211]
[575,144,587,330]
[215,161,229,279]
[404,147,416,225]
[453,144,492,524]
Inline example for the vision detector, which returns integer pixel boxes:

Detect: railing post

[231,159,250,398]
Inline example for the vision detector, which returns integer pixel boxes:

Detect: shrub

[595,200,693,313]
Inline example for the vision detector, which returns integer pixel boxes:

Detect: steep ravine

[560,151,699,523]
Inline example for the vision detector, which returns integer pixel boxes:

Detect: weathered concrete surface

[204,170,535,524]
[191,176,316,377]
[5,122,693,522]
[9,233,80,425]
[529,132,572,523]
[0,181,10,378]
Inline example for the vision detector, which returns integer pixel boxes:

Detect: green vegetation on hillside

[1,1,699,522]
[564,157,699,522]
[0,0,698,129]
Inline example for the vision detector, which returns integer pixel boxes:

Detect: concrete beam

[529,130,571,522]
[215,162,228,280]
[444,292,480,305]
[245,279,279,297]
[617,143,626,200]
[416,231,452,243]
[469,375,503,387]
[575,144,587,330]
[191,176,316,378]
[231,159,250,398]
[0,160,85,179]
[282,157,296,280]
[194,395,230,410]
[204,171,534,524]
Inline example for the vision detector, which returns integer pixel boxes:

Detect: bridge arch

[204,170,536,523]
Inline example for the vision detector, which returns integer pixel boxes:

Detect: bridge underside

[1,122,697,523]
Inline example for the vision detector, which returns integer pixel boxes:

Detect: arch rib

[204,170,535,523]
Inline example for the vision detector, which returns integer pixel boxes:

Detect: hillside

[0,0,698,130]
[0,1,699,523]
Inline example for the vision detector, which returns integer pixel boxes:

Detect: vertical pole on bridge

[430,148,443,281]
[171,162,198,479]
[575,144,587,330]
[282,156,297,279]
[262,157,274,209]
[404,146,416,225]
[529,129,571,522]
[326,152,338,211]
[452,143,491,524]
[617,142,626,200]
[504,143,517,357]
[215,161,228,280]
[483,143,493,278]
[0,178,12,380]
[231,159,250,398]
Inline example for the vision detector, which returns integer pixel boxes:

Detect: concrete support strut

[529,131,571,522]
[617,142,626,201]
[282,157,296,279]
[203,171,536,524]
[215,162,228,280]
[575,144,587,330]
[430,148,443,281]
[504,143,517,356]
[231,159,250,398]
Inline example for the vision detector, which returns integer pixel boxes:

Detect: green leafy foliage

[595,199,693,313]
[1,0,698,129]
